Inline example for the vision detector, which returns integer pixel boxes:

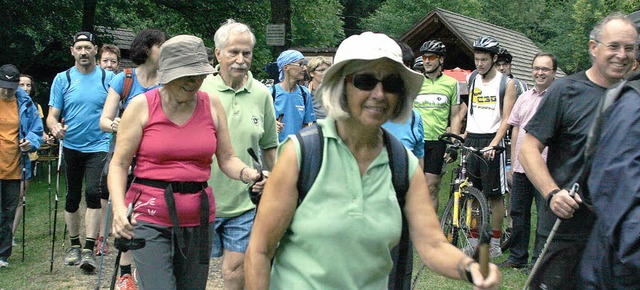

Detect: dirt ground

[56,243,225,289]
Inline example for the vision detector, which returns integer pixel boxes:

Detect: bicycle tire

[440,186,490,257]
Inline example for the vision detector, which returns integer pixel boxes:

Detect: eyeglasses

[288,61,308,68]
[532,66,553,73]
[346,74,404,94]
[595,40,637,53]
[422,55,439,61]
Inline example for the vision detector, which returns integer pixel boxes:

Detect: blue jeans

[508,172,543,266]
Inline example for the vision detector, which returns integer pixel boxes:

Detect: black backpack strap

[499,74,509,116]
[64,69,72,95]
[467,70,478,115]
[297,84,307,104]
[271,85,276,102]
[294,124,324,205]
[100,67,108,92]
[383,128,411,290]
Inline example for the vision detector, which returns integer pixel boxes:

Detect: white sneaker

[0,258,9,268]
[462,237,478,257]
[490,237,502,258]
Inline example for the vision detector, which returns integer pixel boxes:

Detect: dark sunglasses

[347,74,404,94]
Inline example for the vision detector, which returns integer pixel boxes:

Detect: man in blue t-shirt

[272,50,316,142]
[46,32,113,274]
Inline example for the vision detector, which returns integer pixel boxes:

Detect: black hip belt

[133,178,208,193]
[133,177,210,264]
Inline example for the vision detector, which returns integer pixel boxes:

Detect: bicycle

[438,133,505,257]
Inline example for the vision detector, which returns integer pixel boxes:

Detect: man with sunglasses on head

[413,40,462,212]
[272,50,316,142]
[463,36,517,259]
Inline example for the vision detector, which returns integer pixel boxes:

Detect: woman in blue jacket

[0,64,43,268]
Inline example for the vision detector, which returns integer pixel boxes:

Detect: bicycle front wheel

[458,187,490,257]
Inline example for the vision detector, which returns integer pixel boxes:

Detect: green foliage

[361,0,481,38]
[291,0,345,47]
[362,0,637,74]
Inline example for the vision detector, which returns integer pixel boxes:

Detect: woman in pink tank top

[107,35,261,290]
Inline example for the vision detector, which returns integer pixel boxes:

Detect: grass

[1,162,537,289]
[410,164,535,289]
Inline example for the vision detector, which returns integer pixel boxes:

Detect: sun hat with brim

[158,35,215,85]
[0,64,20,90]
[323,32,424,120]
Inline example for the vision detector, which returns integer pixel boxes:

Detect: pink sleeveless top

[126,88,217,226]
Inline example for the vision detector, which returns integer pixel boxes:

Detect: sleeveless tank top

[127,88,217,226]
[466,72,504,134]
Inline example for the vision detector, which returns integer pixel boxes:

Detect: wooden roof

[401,8,566,85]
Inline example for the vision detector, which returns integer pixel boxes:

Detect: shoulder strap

[121,68,134,101]
[297,84,307,104]
[100,67,107,93]
[467,70,478,115]
[410,110,420,145]
[499,75,508,115]
[582,73,640,185]
[382,128,410,290]
[295,124,324,204]
[271,85,276,102]
[64,69,72,95]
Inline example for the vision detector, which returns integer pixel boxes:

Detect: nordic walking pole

[48,145,53,235]
[522,183,579,290]
[50,118,65,272]
[96,196,112,289]
[20,151,27,262]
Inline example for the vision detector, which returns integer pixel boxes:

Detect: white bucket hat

[322,32,423,121]
[158,35,215,84]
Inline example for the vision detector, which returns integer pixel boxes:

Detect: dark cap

[73,31,97,45]
[0,64,20,90]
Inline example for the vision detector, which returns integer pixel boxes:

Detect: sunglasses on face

[422,54,439,61]
[347,74,404,94]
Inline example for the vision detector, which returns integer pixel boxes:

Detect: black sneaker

[79,249,96,273]
[497,260,526,269]
[64,247,82,266]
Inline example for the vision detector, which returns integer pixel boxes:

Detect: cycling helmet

[420,40,446,55]
[413,56,424,70]
[496,47,513,63]
[472,36,500,54]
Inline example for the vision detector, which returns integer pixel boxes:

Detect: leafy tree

[291,0,345,47]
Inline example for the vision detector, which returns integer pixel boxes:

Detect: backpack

[271,84,308,105]
[583,72,640,181]
[466,70,509,115]
[102,68,135,176]
[294,124,411,290]
[64,66,109,95]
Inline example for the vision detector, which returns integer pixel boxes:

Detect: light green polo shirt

[271,118,419,289]
[200,68,278,217]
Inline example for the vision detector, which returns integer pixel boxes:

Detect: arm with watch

[519,133,583,219]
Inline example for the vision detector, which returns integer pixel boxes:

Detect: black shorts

[464,133,506,198]
[423,140,446,175]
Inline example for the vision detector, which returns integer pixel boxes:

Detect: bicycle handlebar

[438,133,506,155]
[438,132,465,144]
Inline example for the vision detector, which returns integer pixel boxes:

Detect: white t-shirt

[466,71,504,134]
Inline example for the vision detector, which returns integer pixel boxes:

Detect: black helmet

[413,56,424,70]
[472,36,500,54]
[420,40,446,55]
[496,47,513,63]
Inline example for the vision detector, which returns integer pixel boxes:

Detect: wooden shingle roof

[95,26,136,50]
[401,8,566,85]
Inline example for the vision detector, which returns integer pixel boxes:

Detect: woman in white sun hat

[109,35,261,289]
[245,32,501,289]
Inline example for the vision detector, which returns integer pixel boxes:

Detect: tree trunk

[82,0,98,33]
